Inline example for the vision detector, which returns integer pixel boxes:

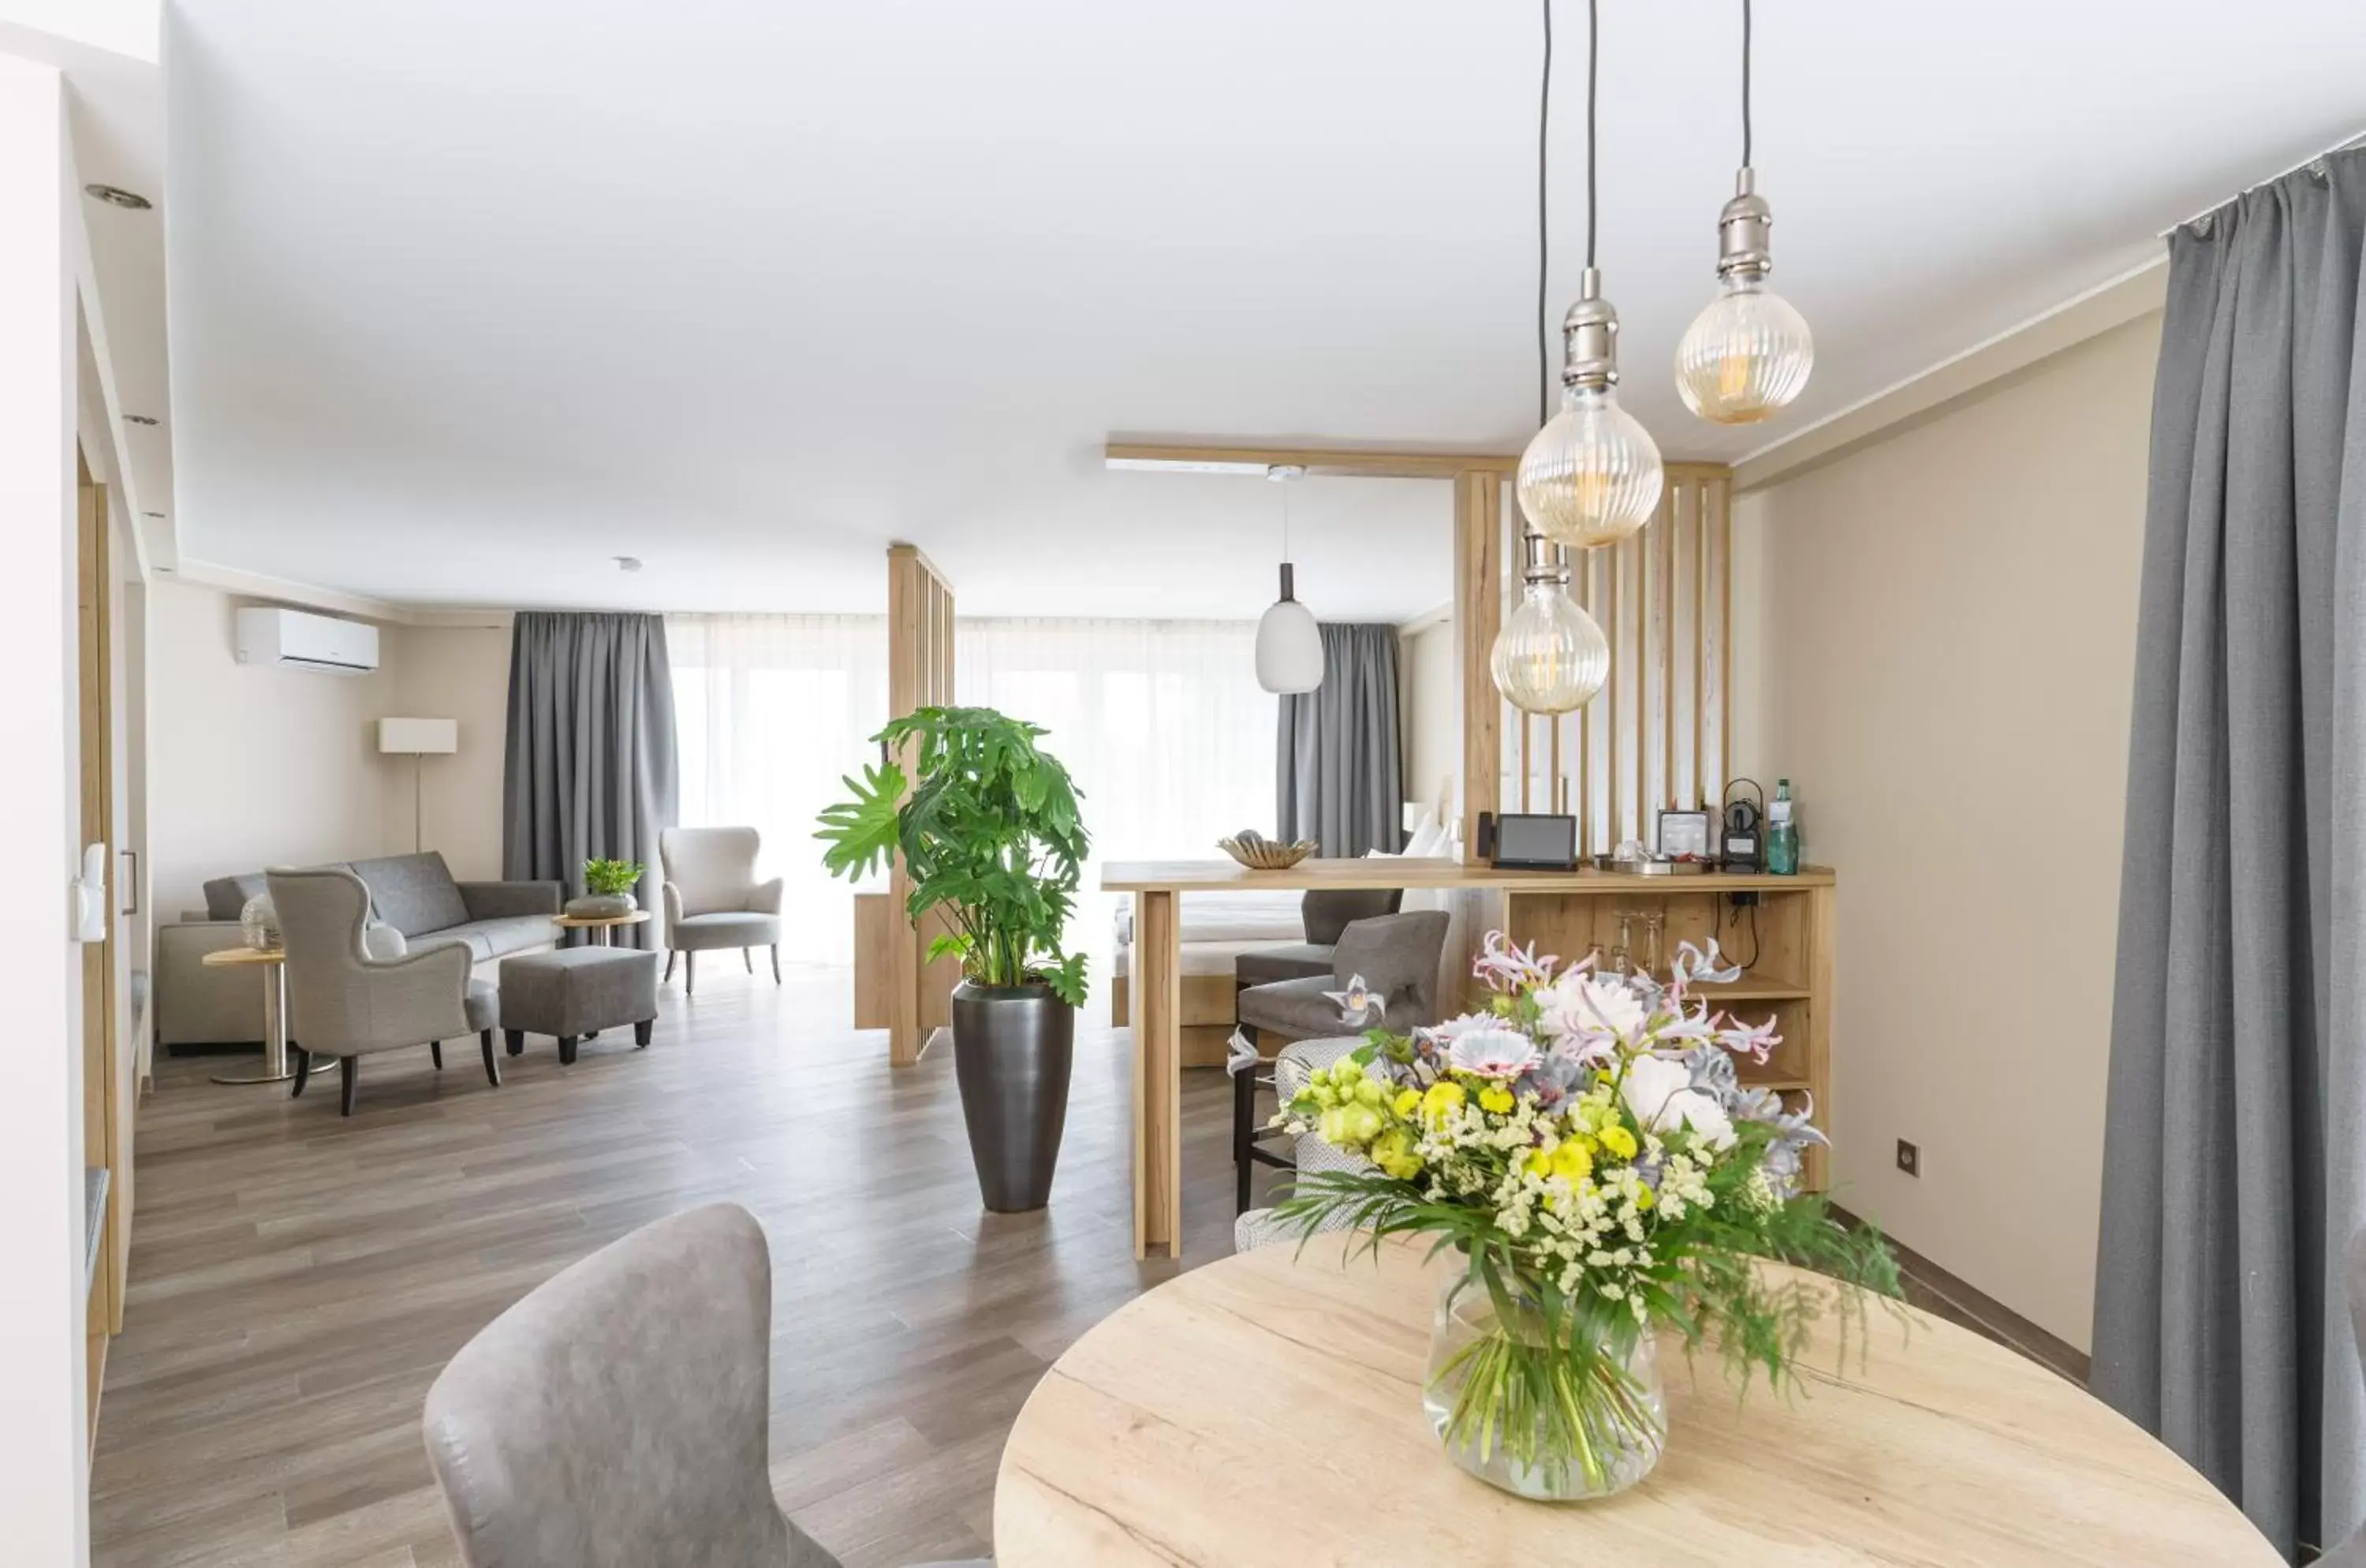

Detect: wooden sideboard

[1103,858,1836,1258]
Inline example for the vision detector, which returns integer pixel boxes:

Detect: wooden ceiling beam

[1105,439,1730,484]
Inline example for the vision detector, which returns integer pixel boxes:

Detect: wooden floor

[92,961,2082,1566]
[91,963,1242,1568]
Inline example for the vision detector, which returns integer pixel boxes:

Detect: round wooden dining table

[993,1237,2278,1566]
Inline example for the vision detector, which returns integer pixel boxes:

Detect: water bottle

[1767,778,1799,875]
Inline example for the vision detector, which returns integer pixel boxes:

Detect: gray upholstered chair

[1232,887,1405,989]
[269,867,501,1117]
[659,826,785,994]
[1232,909,1450,1212]
[422,1204,985,1568]
[1233,1036,1374,1253]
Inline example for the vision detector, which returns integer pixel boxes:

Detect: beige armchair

[659,827,784,994]
[270,867,502,1116]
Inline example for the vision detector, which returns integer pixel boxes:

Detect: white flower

[1620,1054,1738,1151]
[1539,971,1650,1045]
[1446,1025,1541,1078]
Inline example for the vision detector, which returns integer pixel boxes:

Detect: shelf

[1688,970,1811,1003]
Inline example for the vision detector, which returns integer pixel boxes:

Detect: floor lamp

[379,718,457,853]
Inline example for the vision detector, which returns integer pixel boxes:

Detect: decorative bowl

[1217,832,1317,871]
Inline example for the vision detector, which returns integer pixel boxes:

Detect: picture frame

[1656,808,1712,860]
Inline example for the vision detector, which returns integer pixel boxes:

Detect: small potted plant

[818,705,1088,1211]
[568,857,644,920]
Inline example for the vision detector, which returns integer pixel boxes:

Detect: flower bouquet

[1271,931,1898,1501]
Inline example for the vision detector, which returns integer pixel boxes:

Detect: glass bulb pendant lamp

[1491,534,1609,715]
[1675,169,1812,423]
[1254,465,1323,694]
[1517,268,1665,551]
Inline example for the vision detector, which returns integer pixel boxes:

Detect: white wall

[147,585,511,918]
[1737,312,2160,1350]
[0,47,90,1564]
[1398,615,1458,827]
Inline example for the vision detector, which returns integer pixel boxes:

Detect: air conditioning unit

[233,607,380,675]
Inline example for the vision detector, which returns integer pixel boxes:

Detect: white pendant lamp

[1675,0,1813,424]
[1515,0,1664,554]
[1254,464,1323,694]
[1494,0,1618,716]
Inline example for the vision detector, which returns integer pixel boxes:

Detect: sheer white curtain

[957,619,1276,961]
[667,615,888,965]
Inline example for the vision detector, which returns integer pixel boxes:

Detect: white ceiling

[158,0,2366,619]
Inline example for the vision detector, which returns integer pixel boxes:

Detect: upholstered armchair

[423,1204,984,1568]
[659,826,784,994]
[1231,909,1450,1211]
[268,867,502,1116]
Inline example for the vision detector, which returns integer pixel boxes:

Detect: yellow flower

[1393,1087,1423,1118]
[1523,1148,1554,1178]
[1599,1124,1639,1161]
[1477,1085,1515,1115]
[1372,1128,1424,1181]
[1634,1183,1656,1211]
[1550,1140,1593,1182]
[1420,1081,1467,1125]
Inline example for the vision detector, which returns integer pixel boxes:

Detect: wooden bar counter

[1103,858,1837,1258]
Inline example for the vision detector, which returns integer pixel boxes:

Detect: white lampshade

[1256,599,1323,695]
[378,717,457,755]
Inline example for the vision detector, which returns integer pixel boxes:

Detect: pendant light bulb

[1517,269,1665,550]
[1254,465,1323,695]
[1491,539,1609,715]
[1676,169,1812,423]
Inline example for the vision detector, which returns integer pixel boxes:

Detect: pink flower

[1472,930,1555,993]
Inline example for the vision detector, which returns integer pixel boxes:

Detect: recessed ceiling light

[84,183,151,211]
[614,555,643,573]
[125,414,159,426]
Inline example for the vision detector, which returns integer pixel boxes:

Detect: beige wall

[379,623,510,880]
[148,584,510,920]
[1737,311,2161,1350]
[1399,615,1459,827]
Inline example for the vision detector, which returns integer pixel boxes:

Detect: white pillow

[362,921,407,961]
[1406,818,1448,859]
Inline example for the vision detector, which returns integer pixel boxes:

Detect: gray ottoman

[499,948,660,1066]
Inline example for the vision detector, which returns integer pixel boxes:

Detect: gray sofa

[156,851,561,1053]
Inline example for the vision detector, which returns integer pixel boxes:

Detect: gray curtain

[502,612,678,950]
[1277,623,1402,857]
[2093,150,2366,1561]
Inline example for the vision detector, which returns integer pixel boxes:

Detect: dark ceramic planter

[950,980,1074,1212]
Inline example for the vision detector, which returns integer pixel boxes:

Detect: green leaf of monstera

[815,706,1092,1002]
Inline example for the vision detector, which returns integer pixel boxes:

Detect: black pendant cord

[1537,0,1552,430]
[1585,0,1599,271]
[1741,0,1754,167]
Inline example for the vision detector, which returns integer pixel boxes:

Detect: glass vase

[1422,1270,1666,1502]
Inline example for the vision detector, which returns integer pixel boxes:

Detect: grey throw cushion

[362,922,408,961]
[350,852,472,938]
[202,872,271,922]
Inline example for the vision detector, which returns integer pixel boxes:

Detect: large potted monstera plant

[818,705,1090,1211]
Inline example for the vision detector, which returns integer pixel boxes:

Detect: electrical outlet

[1896,1139,1920,1178]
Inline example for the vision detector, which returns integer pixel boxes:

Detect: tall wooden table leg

[1132,890,1181,1259]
